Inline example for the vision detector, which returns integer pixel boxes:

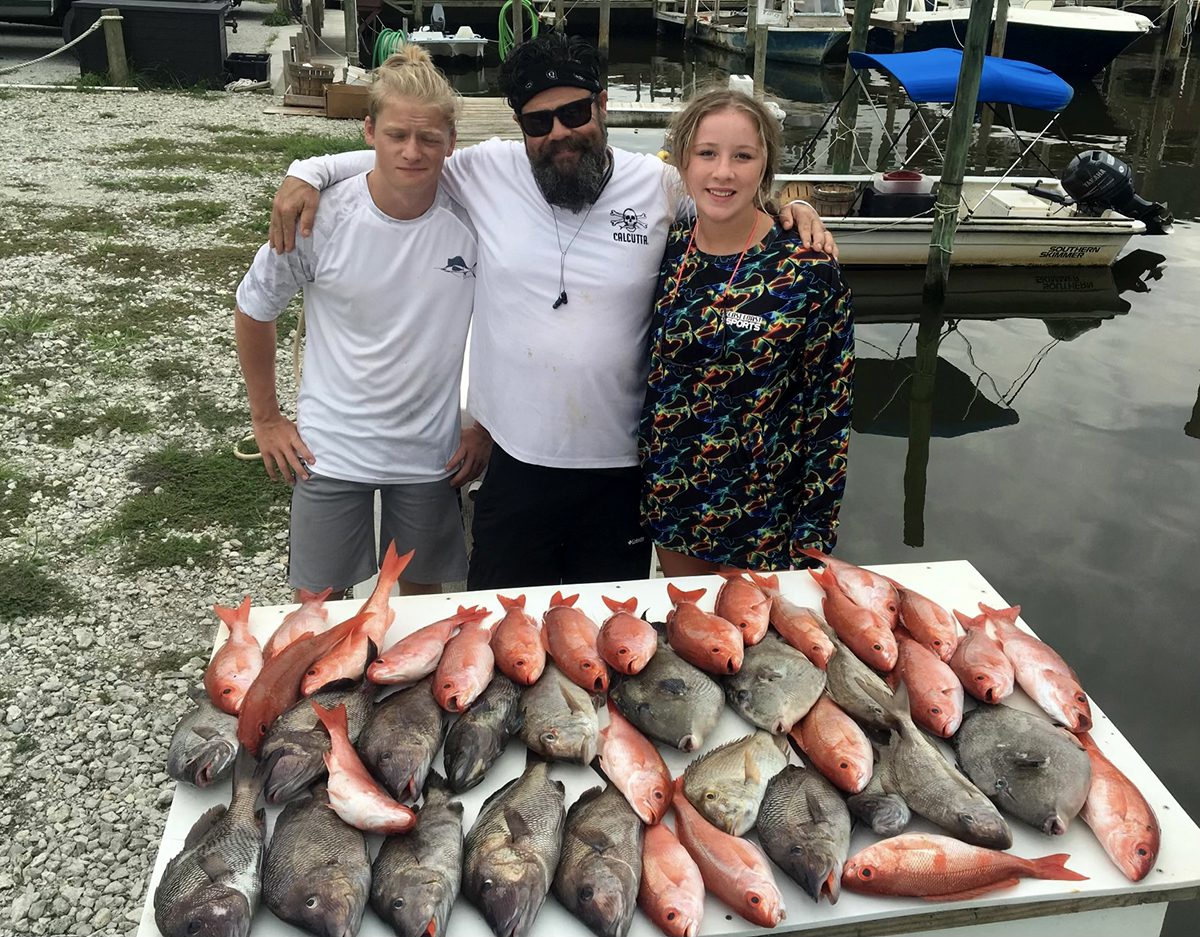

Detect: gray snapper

[609,638,724,752]
[261,782,370,937]
[153,750,265,937]
[370,772,464,937]
[954,703,1092,835]
[723,632,826,734]
[463,758,565,937]
[258,680,376,805]
[167,693,239,788]
[553,785,644,937]
[757,764,851,904]
[357,676,447,802]
[682,731,788,835]
[870,682,1013,849]
[518,663,598,764]
[445,673,524,792]
[824,638,897,731]
[846,744,911,837]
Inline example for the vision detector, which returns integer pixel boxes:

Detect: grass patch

[106,131,363,177]
[121,533,220,572]
[0,557,76,621]
[170,393,244,434]
[146,358,202,383]
[94,175,212,194]
[95,444,288,565]
[39,403,152,447]
[13,735,36,756]
[263,9,292,25]
[0,308,59,341]
[42,206,125,239]
[159,198,229,225]
[0,465,38,537]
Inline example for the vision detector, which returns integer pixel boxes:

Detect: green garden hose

[373,28,409,67]
[498,0,538,60]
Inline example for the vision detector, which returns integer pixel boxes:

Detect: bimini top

[848,49,1074,111]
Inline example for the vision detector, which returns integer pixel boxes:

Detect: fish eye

[582,661,592,669]
[222,687,232,695]
[258,723,268,736]
[443,682,452,689]
[872,644,882,651]
[736,690,751,702]
[704,791,716,801]
[654,791,664,800]
[839,761,848,769]
[579,886,594,902]
[306,896,318,908]
[975,675,985,681]
[711,646,720,653]
[750,895,760,905]
[860,867,873,879]
[1076,694,1087,703]
[618,648,628,655]
[542,732,558,743]
[930,707,941,715]
[306,668,317,676]
[393,897,406,909]
[516,658,525,666]
[666,912,676,921]
[933,640,942,647]
[480,880,493,893]
[789,845,803,855]
[1137,847,1148,856]
[187,921,204,935]
[380,751,391,761]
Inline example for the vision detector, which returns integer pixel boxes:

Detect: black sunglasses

[517,94,596,138]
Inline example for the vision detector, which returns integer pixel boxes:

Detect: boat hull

[866,16,1146,79]
[657,11,850,63]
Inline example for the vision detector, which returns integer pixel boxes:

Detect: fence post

[753,24,768,97]
[100,8,129,86]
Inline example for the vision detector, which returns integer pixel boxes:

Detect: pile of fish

[158,546,1162,937]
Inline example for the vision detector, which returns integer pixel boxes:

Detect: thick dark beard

[530,131,610,213]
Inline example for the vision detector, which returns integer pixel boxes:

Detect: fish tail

[1029,853,1088,882]
[551,591,579,608]
[497,593,527,611]
[299,585,334,604]
[979,603,1021,623]
[666,583,706,605]
[376,542,416,595]
[213,595,253,634]
[954,609,984,632]
[454,605,490,625]
[747,571,779,593]
[797,547,830,565]
[602,595,638,614]
[311,700,349,742]
[229,747,265,817]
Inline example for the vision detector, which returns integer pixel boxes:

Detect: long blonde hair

[369,45,459,130]
[667,89,781,214]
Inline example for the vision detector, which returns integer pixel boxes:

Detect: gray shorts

[288,473,467,591]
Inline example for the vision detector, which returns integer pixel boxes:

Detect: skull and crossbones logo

[611,208,647,232]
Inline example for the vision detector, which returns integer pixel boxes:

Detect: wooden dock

[266,97,682,140]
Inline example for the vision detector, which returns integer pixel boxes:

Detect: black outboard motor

[1060,150,1173,234]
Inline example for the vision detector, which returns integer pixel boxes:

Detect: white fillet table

[137,561,1200,937]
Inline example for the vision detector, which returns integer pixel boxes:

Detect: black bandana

[507,64,602,114]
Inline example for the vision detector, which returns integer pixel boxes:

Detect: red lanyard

[666,218,758,308]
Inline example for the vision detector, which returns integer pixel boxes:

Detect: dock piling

[555,0,566,31]
[974,0,1010,171]
[512,0,524,50]
[100,8,129,86]
[922,0,995,300]
[684,0,697,41]
[599,0,612,62]
[745,0,757,58]
[753,24,768,98]
[1167,0,1189,60]
[829,0,873,172]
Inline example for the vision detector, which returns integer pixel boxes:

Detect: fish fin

[797,547,829,566]
[190,724,222,741]
[657,677,689,698]
[1030,854,1088,882]
[602,595,638,614]
[551,591,579,608]
[1008,752,1048,769]
[979,603,1021,623]
[497,593,527,611]
[310,701,348,741]
[921,879,1022,902]
[504,807,533,842]
[560,681,590,715]
[197,851,236,883]
[666,582,706,605]
[182,805,227,850]
[747,571,779,594]
[743,748,761,785]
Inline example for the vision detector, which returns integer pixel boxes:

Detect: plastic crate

[226,52,270,81]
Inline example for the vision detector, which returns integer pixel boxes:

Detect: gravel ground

[0,69,363,937]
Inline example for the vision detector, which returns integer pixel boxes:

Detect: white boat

[867,0,1154,79]
[654,0,851,64]
[406,25,488,59]
[779,49,1171,267]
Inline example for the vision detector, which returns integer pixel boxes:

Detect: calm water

[452,30,1200,932]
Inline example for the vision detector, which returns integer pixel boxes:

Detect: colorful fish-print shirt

[638,222,854,570]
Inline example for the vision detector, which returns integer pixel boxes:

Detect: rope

[0,14,121,77]
[498,0,539,59]
[373,27,408,67]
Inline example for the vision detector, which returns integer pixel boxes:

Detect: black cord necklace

[548,151,615,310]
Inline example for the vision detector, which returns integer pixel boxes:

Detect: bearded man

[269,33,836,589]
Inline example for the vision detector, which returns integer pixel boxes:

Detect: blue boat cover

[848,49,1074,111]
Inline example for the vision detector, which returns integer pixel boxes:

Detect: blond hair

[667,89,781,214]
[368,45,460,130]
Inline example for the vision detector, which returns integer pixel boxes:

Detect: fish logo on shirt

[440,256,476,279]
